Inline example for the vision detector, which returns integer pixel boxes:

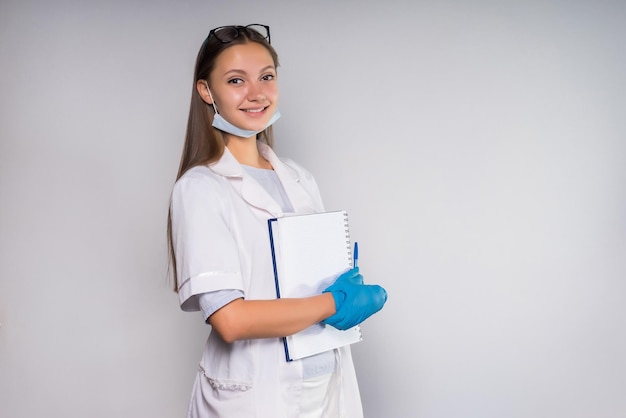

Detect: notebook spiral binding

[342,210,353,267]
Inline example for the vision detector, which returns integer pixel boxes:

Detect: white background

[1,1,625,417]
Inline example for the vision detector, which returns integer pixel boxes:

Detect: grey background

[1,1,625,417]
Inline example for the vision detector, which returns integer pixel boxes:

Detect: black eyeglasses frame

[207,24,271,45]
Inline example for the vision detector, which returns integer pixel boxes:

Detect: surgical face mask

[212,109,281,138]
[206,83,280,138]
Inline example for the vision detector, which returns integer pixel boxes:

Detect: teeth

[245,108,264,113]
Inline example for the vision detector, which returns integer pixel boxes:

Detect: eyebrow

[223,65,276,77]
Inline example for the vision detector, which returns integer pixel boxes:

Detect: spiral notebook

[267,210,363,361]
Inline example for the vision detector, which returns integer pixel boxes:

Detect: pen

[353,242,359,268]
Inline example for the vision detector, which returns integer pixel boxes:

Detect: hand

[322,268,388,330]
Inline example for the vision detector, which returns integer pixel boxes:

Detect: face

[202,42,278,136]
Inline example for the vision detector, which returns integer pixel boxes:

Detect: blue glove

[322,268,388,330]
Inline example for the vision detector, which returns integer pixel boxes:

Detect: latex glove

[322,268,388,330]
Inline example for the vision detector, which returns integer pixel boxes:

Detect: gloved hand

[322,268,388,330]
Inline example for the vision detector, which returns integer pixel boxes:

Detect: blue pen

[353,242,359,268]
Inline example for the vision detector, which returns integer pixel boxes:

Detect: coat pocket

[200,333,254,392]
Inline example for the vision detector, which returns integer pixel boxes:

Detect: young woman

[168,24,388,417]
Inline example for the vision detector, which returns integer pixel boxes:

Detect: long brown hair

[167,27,280,291]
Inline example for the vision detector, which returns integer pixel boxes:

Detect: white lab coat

[170,142,363,418]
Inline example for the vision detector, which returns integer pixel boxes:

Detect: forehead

[213,42,275,73]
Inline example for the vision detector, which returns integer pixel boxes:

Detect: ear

[196,80,213,104]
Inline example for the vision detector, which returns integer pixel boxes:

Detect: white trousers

[299,372,341,418]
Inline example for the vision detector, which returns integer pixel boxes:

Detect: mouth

[242,106,268,113]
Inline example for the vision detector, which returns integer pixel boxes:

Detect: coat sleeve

[170,168,245,312]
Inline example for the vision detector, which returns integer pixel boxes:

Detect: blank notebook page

[268,211,362,361]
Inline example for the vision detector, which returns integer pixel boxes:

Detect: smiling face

[202,42,278,139]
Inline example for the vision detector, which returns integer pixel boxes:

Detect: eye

[228,78,244,84]
[261,73,275,82]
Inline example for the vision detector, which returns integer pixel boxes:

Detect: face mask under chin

[212,109,281,138]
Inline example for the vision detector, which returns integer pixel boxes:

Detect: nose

[247,82,267,102]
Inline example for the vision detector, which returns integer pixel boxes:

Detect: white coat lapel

[259,143,318,214]
[208,146,283,217]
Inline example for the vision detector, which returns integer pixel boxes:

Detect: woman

[168,24,387,417]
